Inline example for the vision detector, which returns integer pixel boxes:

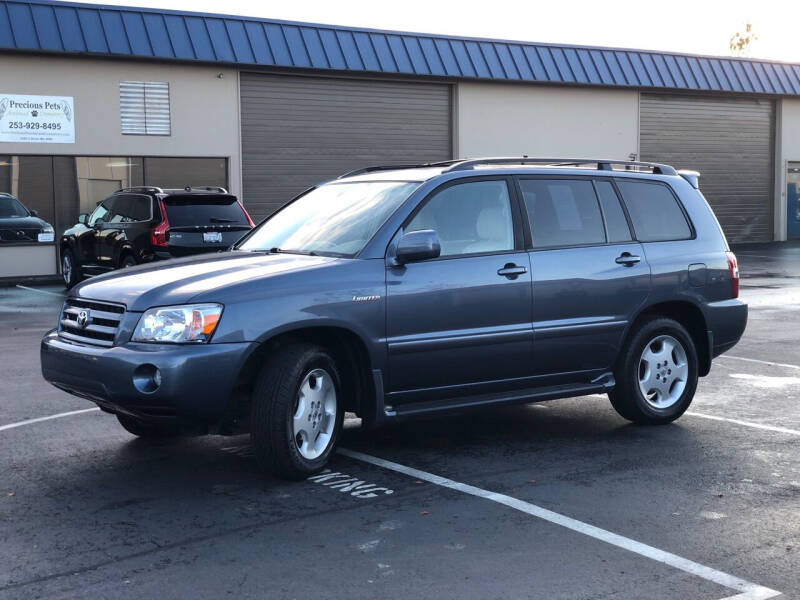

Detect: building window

[120,81,171,136]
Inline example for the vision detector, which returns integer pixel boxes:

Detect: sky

[73,0,800,62]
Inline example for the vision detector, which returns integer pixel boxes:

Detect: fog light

[132,364,162,394]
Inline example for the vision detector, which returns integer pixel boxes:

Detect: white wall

[456,83,639,160]
[0,54,241,196]
[0,245,56,278]
[778,98,800,240]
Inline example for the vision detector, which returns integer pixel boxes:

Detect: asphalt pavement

[1,243,799,599]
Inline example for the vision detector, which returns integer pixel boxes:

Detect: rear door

[518,177,651,379]
[96,194,152,268]
[163,194,252,257]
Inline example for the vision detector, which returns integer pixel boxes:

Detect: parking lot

[1,244,799,600]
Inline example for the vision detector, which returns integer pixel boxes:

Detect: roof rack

[176,186,229,193]
[445,157,678,176]
[115,186,164,194]
[338,160,462,179]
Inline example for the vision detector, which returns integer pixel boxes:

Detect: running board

[386,374,615,418]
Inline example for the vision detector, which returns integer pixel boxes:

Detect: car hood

[72,251,338,311]
[0,215,49,228]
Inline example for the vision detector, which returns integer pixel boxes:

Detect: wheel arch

[625,300,711,376]
[232,324,376,424]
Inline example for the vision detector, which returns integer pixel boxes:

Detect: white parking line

[339,448,780,599]
[719,355,800,371]
[14,284,64,297]
[0,407,100,432]
[686,412,800,437]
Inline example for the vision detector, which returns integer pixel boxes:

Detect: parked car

[0,192,54,243]
[41,158,747,479]
[59,186,254,288]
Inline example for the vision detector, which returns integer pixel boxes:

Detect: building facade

[1,0,799,280]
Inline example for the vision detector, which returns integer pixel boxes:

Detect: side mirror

[93,218,104,229]
[78,213,88,225]
[395,229,441,264]
[29,209,38,217]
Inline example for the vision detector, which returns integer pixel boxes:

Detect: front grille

[59,298,125,347]
[0,227,40,242]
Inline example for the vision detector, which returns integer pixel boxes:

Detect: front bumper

[41,330,254,424]
[705,298,748,358]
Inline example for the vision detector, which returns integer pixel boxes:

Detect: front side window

[616,180,692,242]
[406,180,514,257]
[520,179,605,248]
[88,198,114,226]
[238,181,418,257]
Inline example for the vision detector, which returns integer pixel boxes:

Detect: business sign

[0,94,75,143]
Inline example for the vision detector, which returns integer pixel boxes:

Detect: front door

[517,177,651,379]
[788,162,800,239]
[386,178,533,404]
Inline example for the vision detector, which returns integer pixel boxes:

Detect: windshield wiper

[268,247,318,256]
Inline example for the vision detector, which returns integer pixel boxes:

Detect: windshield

[237,181,418,257]
[0,196,29,218]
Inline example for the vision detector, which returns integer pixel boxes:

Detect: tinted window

[165,195,248,227]
[106,194,150,223]
[407,180,514,257]
[616,181,691,242]
[595,181,632,243]
[520,179,605,248]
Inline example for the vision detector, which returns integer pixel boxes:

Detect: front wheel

[61,248,81,289]
[609,317,698,424]
[250,343,343,480]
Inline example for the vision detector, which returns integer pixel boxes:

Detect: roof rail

[338,160,462,179]
[444,157,678,176]
[115,186,164,194]
[178,186,229,193]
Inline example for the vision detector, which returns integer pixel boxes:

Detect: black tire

[609,317,698,425]
[120,254,136,268]
[61,248,81,289]
[250,343,344,480]
[117,414,182,438]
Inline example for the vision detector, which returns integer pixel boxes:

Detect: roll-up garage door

[240,73,452,220]
[640,94,774,243]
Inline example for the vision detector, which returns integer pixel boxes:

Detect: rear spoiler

[678,170,700,189]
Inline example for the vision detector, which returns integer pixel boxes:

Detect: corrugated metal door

[240,73,452,219]
[639,94,774,243]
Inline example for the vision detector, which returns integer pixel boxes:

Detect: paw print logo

[31,110,38,117]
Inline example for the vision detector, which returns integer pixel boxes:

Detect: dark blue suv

[41,158,747,479]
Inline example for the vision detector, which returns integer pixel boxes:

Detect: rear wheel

[116,414,182,438]
[250,343,343,480]
[61,248,80,289]
[609,317,698,424]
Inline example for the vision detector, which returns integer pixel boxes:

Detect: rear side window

[594,181,632,243]
[616,181,692,242]
[519,179,605,248]
[164,195,248,227]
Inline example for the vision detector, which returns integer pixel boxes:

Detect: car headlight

[132,304,223,343]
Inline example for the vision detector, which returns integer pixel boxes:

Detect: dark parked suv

[60,186,254,288]
[41,158,747,479]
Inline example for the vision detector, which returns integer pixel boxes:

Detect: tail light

[726,251,739,298]
[150,199,170,248]
[239,201,255,227]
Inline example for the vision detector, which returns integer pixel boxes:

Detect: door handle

[497,263,527,279]
[615,252,641,266]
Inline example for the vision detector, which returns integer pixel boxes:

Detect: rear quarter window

[616,180,692,242]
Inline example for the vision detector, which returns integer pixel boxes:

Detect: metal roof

[2,0,800,96]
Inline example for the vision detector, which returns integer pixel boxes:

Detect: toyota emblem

[76,310,90,328]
